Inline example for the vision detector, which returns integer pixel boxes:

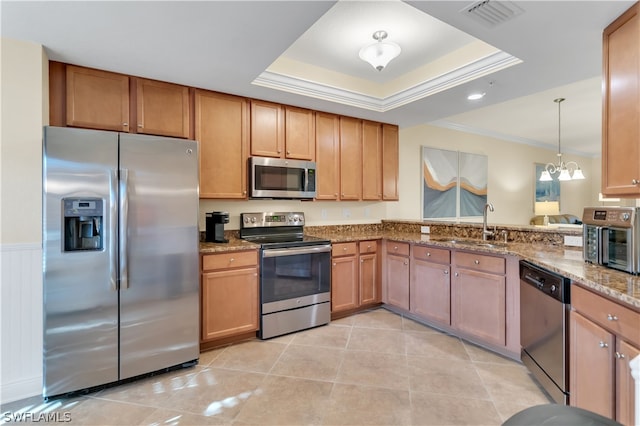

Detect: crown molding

[253,51,521,112]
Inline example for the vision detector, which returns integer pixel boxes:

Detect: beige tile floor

[1,308,551,425]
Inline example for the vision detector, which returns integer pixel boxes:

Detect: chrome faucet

[483,202,494,241]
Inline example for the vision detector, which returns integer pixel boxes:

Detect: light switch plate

[564,235,583,247]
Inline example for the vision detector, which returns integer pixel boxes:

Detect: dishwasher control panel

[520,261,570,303]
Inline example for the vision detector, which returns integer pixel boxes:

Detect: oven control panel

[241,212,305,228]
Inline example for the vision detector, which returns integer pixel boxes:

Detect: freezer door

[118,133,199,379]
[43,127,119,398]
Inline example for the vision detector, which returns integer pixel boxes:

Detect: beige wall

[1,38,47,243]
[387,124,596,225]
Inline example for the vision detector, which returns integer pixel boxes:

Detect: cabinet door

[285,106,315,160]
[603,4,640,196]
[615,339,639,425]
[331,255,358,312]
[315,112,340,200]
[136,78,190,138]
[251,100,284,158]
[386,254,409,310]
[195,90,248,199]
[339,116,362,200]
[569,310,615,419]
[66,65,129,132]
[201,267,258,341]
[411,258,450,325]
[382,124,399,201]
[362,120,382,200]
[451,268,506,346]
[359,252,378,306]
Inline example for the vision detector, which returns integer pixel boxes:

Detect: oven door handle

[263,244,332,257]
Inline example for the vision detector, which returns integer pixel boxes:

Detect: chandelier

[539,98,585,181]
[358,30,401,71]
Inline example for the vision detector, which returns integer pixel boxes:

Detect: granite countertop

[200,230,640,310]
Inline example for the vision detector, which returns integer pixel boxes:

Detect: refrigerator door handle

[109,170,118,291]
[119,169,129,290]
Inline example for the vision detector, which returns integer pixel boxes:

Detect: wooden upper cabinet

[315,112,340,200]
[66,65,129,132]
[285,106,315,160]
[602,3,640,196]
[250,100,284,157]
[135,78,190,138]
[195,90,249,199]
[362,120,382,200]
[382,124,399,200]
[339,116,362,200]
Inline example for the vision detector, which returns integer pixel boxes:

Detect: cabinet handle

[633,179,639,185]
[607,314,618,321]
[599,341,609,348]
[615,352,626,359]
[444,270,449,275]
[474,259,480,265]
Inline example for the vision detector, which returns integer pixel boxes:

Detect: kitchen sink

[432,238,508,249]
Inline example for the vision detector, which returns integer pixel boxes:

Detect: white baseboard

[0,376,41,404]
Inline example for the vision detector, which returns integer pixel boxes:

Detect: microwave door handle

[601,227,609,265]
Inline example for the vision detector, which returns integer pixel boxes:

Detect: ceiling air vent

[461,0,524,28]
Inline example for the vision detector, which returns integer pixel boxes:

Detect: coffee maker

[206,211,229,243]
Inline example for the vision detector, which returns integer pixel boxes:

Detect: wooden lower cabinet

[570,284,639,424]
[385,241,410,310]
[410,245,451,325]
[331,242,359,312]
[331,240,380,313]
[201,251,259,343]
[451,251,506,347]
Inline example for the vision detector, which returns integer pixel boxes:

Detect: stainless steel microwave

[249,156,316,199]
[583,206,640,274]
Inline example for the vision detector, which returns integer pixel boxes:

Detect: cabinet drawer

[572,285,640,347]
[454,251,505,274]
[333,242,357,257]
[387,241,410,257]
[202,250,257,271]
[413,245,450,264]
[359,240,378,254]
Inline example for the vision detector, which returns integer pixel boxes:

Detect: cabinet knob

[599,341,609,348]
[123,122,129,127]
[286,151,290,155]
[333,262,336,266]
[360,259,364,263]
[243,190,247,195]
[474,259,480,265]
[278,150,282,154]
[454,272,459,277]
[403,260,408,266]
[394,246,398,250]
[607,314,618,321]
[633,179,639,185]
[444,270,449,275]
[343,247,347,251]
[426,252,431,256]
[138,123,143,128]
[229,258,234,262]
[615,352,626,359]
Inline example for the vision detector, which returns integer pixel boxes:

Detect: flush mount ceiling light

[358,30,401,71]
[539,98,585,182]
[467,92,485,100]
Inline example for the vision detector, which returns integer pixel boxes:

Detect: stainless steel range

[240,212,331,339]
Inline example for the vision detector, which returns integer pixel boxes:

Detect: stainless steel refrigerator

[43,126,199,399]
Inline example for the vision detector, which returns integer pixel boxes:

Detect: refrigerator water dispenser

[63,198,103,251]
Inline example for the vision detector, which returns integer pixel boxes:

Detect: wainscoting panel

[1,243,43,403]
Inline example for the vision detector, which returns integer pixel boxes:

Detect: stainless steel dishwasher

[520,260,571,405]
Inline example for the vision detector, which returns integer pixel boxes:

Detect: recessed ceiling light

[467,92,485,100]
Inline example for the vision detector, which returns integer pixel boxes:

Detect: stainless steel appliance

[249,156,316,199]
[205,211,229,243]
[582,206,640,274]
[520,261,571,405]
[239,212,331,339]
[43,126,199,399]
